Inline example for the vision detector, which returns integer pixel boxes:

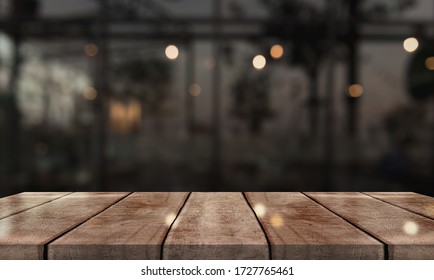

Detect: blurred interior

[0,0,434,197]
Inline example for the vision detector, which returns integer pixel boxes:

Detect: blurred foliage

[113,58,171,114]
[260,0,416,69]
[384,102,431,148]
[231,71,274,134]
[260,0,416,19]
[407,45,434,100]
[362,0,416,19]
[12,0,40,18]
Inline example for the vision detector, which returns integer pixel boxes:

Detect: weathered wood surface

[305,192,434,259]
[0,192,71,220]
[0,192,129,259]
[245,192,384,259]
[1,192,434,260]
[364,192,434,220]
[163,192,269,260]
[48,192,189,260]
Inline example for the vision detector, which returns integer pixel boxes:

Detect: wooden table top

[0,192,433,260]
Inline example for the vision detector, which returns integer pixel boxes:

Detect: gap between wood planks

[160,192,192,260]
[301,192,390,260]
[362,192,434,221]
[242,192,272,260]
[42,192,133,260]
[161,192,272,260]
[0,192,73,221]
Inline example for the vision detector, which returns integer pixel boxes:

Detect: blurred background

[0,0,433,197]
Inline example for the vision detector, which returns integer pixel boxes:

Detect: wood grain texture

[0,192,129,259]
[364,192,434,220]
[245,192,383,259]
[163,192,269,260]
[48,192,189,260]
[0,192,72,220]
[305,192,434,259]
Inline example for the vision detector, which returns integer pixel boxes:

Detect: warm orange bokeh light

[84,43,98,57]
[270,44,284,59]
[347,84,363,98]
[425,57,434,71]
[83,87,97,100]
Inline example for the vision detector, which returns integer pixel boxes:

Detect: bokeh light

[84,43,98,57]
[165,213,177,226]
[253,203,266,217]
[165,45,179,60]
[83,87,98,100]
[188,83,202,97]
[403,37,419,53]
[270,214,283,228]
[347,84,363,98]
[425,57,434,71]
[270,44,284,59]
[403,220,419,235]
[252,55,266,70]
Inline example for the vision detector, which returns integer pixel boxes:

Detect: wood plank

[0,192,129,260]
[0,192,72,220]
[364,192,434,220]
[163,192,269,260]
[48,192,189,260]
[305,192,434,260]
[245,192,383,259]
